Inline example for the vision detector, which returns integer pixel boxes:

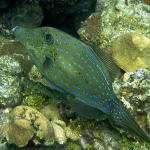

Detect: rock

[99,0,150,50]
[93,139,105,150]
[96,0,110,12]
[11,2,43,28]
[40,103,73,145]
[65,126,81,141]
[0,108,11,144]
[6,105,54,147]
[77,12,101,45]
[52,122,67,144]
[112,33,150,72]
[93,128,122,150]
[112,68,150,136]
[113,68,150,108]
[0,55,22,75]
[0,40,33,75]
[0,55,22,107]
[40,104,61,121]
[0,72,21,107]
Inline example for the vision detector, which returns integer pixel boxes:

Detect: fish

[12,26,150,143]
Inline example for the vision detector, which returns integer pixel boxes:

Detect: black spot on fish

[45,33,53,44]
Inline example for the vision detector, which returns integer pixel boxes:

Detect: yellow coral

[6,105,54,147]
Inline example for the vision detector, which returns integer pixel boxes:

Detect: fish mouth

[11,26,20,33]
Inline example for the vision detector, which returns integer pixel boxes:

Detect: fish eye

[45,33,53,44]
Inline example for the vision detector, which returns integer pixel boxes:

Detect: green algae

[69,117,97,132]
[20,77,67,109]
[66,141,81,150]
[122,138,149,150]
[22,95,46,108]
[21,78,47,109]
[86,143,93,150]
[69,118,82,136]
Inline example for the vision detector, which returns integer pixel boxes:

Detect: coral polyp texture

[6,105,55,147]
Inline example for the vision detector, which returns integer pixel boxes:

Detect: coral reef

[99,0,150,49]
[0,55,22,107]
[113,68,150,109]
[94,128,122,149]
[93,139,105,150]
[0,0,150,149]
[0,73,21,107]
[6,105,55,147]
[40,104,68,144]
[0,38,33,75]
[0,55,22,75]
[78,0,150,51]
[77,12,101,45]
[112,32,150,72]
[112,68,150,145]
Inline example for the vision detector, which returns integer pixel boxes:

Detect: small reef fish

[12,26,150,143]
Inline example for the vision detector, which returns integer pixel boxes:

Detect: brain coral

[6,105,54,147]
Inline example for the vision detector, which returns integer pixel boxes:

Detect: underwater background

[0,0,150,150]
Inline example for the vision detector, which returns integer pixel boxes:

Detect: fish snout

[11,26,20,33]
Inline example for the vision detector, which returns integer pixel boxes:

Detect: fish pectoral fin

[43,56,53,70]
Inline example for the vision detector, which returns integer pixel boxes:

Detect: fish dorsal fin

[92,45,121,82]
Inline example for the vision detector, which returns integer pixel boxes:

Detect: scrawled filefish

[12,26,150,143]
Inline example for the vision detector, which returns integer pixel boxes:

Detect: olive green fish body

[12,26,150,143]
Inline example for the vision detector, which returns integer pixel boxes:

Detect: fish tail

[111,100,150,143]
